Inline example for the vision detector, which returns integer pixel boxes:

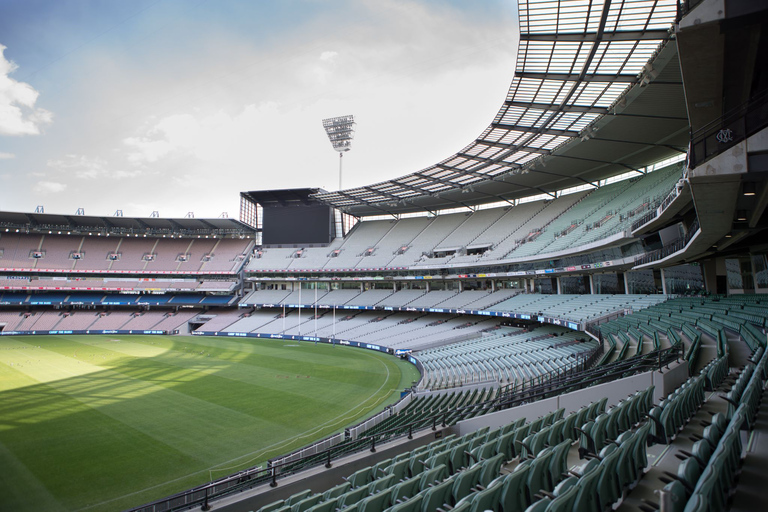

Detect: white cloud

[320,51,338,63]
[0,152,14,159]
[123,102,282,167]
[33,180,67,194]
[47,154,142,180]
[0,45,53,136]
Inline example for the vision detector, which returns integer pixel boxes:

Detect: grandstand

[2,0,768,511]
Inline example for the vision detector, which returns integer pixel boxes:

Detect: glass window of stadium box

[753,254,768,290]
[592,273,621,294]
[560,276,589,294]
[626,269,657,294]
[664,264,705,294]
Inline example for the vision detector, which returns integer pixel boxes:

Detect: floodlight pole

[322,115,356,191]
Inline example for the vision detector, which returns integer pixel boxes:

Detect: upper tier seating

[246,164,683,272]
[0,233,253,273]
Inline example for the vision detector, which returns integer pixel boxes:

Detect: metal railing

[634,217,700,266]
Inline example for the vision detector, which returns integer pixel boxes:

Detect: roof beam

[503,100,610,114]
[521,30,670,42]
[413,171,477,190]
[490,122,580,138]
[513,71,637,83]
[390,180,434,196]
[589,136,688,152]
[363,186,402,201]
[545,154,637,171]
[436,161,511,180]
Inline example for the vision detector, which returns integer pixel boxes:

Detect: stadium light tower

[322,115,356,190]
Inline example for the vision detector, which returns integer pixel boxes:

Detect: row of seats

[274,389,497,476]
[646,375,705,444]
[655,348,768,512]
[576,387,653,458]
[259,400,612,512]
[526,422,652,512]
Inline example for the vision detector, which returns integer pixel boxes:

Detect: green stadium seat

[420,478,455,512]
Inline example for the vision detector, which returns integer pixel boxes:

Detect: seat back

[499,464,531,512]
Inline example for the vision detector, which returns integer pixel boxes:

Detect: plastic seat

[471,440,498,462]
[477,453,506,488]
[421,479,454,512]
[467,476,504,512]
[547,419,565,446]
[386,459,410,482]
[286,490,313,506]
[387,494,422,512]
[357,489,392,512]
[371,458,392,478]
[323,482,351,501]
[305,498,338,512]
[390,477,421,504]
[346,467,373,488]
[258,500,286,512]
[548,440,571,488]
[449,441,471,473]
[561,412,578,443]
[576,420,595,459]
[527,448,554,493]
[496,431,516,462]
[424,450,451,470]
[370,474,395,493]
[595,446,621,511]
[523,498,550,512]
[451,464,482,504]
[511,424,531,458]
[571,463,602,512]
[544,481,579,512]
[338,487,369,509]
[291,494,322,512]
[499,464,531,512]
[419,463,449,490]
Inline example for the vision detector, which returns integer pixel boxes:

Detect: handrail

[634,217,700,266]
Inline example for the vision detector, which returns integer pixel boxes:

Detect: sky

[0,0,519,219]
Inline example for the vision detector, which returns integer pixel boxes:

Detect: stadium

[1,1,768,511]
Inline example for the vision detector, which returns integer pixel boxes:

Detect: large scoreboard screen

[262,203,334,245]
[241,188,335,246]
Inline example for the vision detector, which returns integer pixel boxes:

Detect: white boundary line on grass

[75,345,400,512]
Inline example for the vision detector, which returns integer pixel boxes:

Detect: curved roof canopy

[313,0,685,217]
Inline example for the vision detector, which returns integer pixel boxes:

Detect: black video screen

[262,204,333,245]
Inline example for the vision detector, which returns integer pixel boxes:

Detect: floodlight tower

[322,115,356,190]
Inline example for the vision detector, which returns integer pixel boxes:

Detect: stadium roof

[240,188,328,207]
[0,210,256,237]
[313,0,687,217]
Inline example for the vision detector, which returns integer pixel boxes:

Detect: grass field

[0,334,419,512]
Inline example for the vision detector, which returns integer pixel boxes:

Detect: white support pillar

[661,268,668,295]
[589,274,595,295]
[624,272,631,294]
[556,277,562,295]
[458,280,464,292]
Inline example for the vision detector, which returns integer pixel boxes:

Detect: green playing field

[0,334,419,512]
